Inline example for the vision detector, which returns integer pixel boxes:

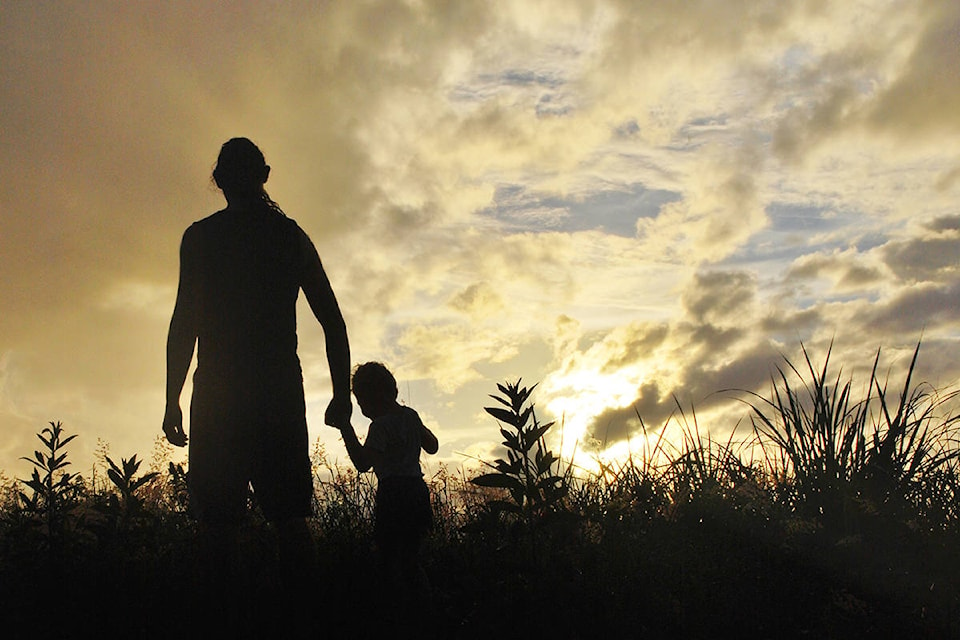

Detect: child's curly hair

[351,361,398,401]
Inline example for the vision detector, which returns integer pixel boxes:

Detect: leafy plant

[470,380,569,522]
[17,421,84,542]
[165,461,190,513]
[104,454,158,516]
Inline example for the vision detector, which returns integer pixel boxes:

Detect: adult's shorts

[188,376,313,525]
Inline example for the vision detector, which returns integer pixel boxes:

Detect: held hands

[163,397,349,444]
[162,404,188,447]
[324,394,353,430]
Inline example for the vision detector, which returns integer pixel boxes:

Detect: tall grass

[1,341,958,638]
[742,341,960,533]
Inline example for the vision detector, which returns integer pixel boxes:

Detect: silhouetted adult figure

[162,137,351,632]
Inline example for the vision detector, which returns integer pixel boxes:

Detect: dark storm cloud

[882,233,960,283]
[925,215,960,234]
[576,270,770,444]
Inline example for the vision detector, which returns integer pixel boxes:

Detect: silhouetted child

[335,362,439,602]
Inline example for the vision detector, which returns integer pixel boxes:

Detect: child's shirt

[365,405,426,480]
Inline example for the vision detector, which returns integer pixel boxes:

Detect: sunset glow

[2,1,959,480]
[544,365,647,457]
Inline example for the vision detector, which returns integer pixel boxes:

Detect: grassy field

[2,343,958,639]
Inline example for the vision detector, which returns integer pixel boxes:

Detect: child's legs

[374,477,432,589]
[376,529,420,578]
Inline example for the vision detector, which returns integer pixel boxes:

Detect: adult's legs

[270,517,317,638]
[193,519,244,636]
[276,517,317,588]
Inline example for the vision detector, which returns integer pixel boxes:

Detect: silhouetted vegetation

[2,343,958,638]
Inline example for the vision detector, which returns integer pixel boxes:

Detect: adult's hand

[162,404,188,447]
[324,395,352,430]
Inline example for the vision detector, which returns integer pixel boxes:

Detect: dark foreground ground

[3,507,957,640]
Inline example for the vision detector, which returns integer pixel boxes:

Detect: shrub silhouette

[0,342,958,638]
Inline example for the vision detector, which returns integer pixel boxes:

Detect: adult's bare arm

[162,228,199,447]
[300,232,352,428]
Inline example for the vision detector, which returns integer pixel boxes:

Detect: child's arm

[338,423,382,473]
[420,423,439,455]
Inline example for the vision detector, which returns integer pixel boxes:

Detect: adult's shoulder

[289,217,321,260]
[286,216,314,241]
[185,209,228,234]
[180,219,203,249]
[181,210,224,244]
[196,208,230,224]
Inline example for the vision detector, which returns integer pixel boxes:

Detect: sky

[2,0,959,481]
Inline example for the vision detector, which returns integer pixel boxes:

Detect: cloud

[541,270,762,447]
[552,314,583,359]
[881,219,960,283]
[447,282,505,319]
[540,216,960,451]
[767,1,960,163]
[770,47,883,164]
[98,281,176,316]
[636,149,768,264]
[785,248,887,292]
[865,1,960,138]
[865,281,960,333]
[3,0,960,478]
[393,323,521,393]
[587,340,782,446]
[681,271,757,325]
[481,182,681,237]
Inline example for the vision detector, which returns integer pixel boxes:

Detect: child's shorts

[374,476,433,548]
